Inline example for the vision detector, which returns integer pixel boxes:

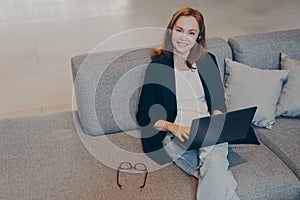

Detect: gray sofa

[1,29,300,200]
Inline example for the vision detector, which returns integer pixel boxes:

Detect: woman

[136,8,239,200]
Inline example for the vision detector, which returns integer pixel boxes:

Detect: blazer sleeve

[199,53,227,113]
[136,61,174,165]
[136,62,167,129]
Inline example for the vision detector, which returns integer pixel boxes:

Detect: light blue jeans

[163,133,240,200]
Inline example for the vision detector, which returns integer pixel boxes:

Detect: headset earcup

[197,23,204,43]
[167,28,172,39]
[197,34,202,43]
[196,35,202,43]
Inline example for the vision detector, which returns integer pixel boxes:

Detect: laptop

[173,106,257,150]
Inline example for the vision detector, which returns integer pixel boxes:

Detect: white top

[173,64,210,127]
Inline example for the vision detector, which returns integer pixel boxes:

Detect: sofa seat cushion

[254,117,300,180]
[1,111,299,199]
[229,144,300,199]
[0,111,198,200]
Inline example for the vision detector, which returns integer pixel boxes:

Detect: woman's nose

[179,32,188,40]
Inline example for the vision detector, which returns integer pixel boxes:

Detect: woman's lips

[177,41,188,47]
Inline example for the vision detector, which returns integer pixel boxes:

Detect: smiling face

[171,16,200,59]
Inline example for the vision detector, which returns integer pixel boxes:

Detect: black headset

[167,20,204,43]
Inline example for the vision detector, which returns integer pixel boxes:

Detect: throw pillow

[276,53,300,117]
[224,58,289,129]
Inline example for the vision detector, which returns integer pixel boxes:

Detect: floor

[1,0,300,119]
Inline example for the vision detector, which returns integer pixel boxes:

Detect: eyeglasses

[117,162,148,191]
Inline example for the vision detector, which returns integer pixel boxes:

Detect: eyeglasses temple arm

[117,169,122,190]
[139,171,148,191]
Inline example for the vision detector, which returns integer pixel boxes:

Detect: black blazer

[136,52,227,165]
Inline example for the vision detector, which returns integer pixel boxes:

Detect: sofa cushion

[224,58,289,129]
[276,53,300,117]
[228,28,300,70]
[71,38,232,136]
[71,48,151,136]
[254,117,300,180]
[0,111,198,199]
[229,144,300,199]
[207,37,233,81]
[1,111,299,199]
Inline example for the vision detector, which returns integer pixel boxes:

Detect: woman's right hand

[153,120,190,142]
[167,124,190,142]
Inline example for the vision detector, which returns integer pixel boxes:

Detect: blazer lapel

[161,56,177,118]
[196,56,212,114]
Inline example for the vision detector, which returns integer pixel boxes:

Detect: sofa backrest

[228,28,300,70]
[71,37,232,136]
